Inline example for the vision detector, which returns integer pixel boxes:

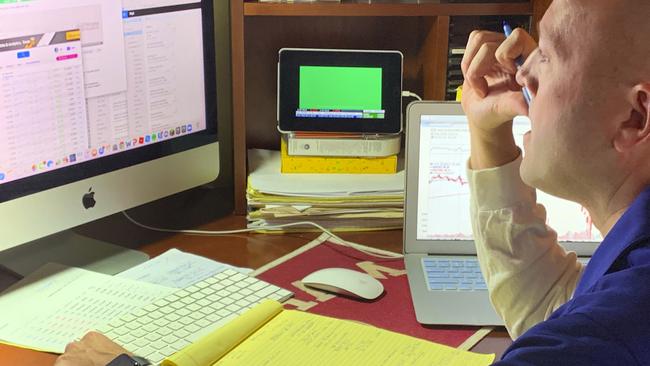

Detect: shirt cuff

[467,153,536,211]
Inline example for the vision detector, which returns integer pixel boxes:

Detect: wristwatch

[106,353,152,366]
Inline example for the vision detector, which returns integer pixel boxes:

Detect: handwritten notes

[0,263,174,353]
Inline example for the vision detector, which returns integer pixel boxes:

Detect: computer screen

[0,0,220,264]
[416,115,603,243]
[297,66,385,120]
[277,49,402,134]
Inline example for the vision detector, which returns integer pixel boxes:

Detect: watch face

[107,354,139,366]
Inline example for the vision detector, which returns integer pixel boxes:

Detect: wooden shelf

[232,0,546,214]
[244,1,532,17]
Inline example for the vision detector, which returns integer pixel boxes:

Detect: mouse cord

[122,211,402,260]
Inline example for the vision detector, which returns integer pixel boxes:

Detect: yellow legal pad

[162,300,495,366]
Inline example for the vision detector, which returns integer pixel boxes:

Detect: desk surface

[0,213,512,366]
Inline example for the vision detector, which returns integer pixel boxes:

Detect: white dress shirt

[467,154,585,339]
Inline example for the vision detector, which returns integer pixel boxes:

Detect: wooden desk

[0,213,512,366]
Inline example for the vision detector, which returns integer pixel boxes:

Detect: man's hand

[460,28,537,169]
[54,332,130,366]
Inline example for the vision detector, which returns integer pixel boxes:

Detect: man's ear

[613,84,650,152]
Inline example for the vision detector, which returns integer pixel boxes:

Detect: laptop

[403,101,599,325]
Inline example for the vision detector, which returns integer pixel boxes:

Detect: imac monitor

[0,0,220,275]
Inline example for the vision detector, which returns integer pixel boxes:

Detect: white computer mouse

[301,267,385,300]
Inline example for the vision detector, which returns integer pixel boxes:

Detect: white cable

[122,211,403,260]
[401,90,423,101]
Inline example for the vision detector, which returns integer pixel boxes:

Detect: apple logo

[82,187,96,209]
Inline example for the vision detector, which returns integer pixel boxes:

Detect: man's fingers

[63,341,80,354]
[495,28,538,74]
[462,31,505,76]
[465,42,501,97]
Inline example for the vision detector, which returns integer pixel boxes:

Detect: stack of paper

[247,149,404,232]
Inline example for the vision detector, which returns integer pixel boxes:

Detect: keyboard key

[154,318,170,328]
[125,322,141,331]
[185,323,201,334]
[165,313,181,322]
[168,322,184,331]
[249,281,267,291]
[174,329,191,339]
[185,284,202,293]
[148,311,164,320]
[199,307,213,316]
[195,281,210,289]
[171,339,191,351]
[189,312,204,321]
[206,313,222,322]
[118,334,136,345]
[142,323,158,333]
[135,346,156,358]
[256,286,277,298]
[176,308,191,317]
[165,294,180,303]
[276,289,292,300]
[195,318,211,328]
[132,308,147,318]
[196,299,211,307]
[147,352,165,365]
[153,299,169,307]
[171,301,185,310]
[145,332,161,342]
[132,338,148,348]
[159,306,175,315]
[186,303,201,312]
[131,329,147,338]
[239,288,253,296]
[200,287,215,296]
[218,297,234,305]
[174,290,191,298]
[230,272,247,282]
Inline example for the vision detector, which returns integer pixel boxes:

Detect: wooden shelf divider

[244,1,532,17]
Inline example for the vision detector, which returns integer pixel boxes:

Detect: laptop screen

[416,114,603,243]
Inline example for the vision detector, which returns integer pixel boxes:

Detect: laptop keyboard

[421,258,487,291]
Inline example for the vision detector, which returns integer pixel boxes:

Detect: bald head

[545,0,650,83]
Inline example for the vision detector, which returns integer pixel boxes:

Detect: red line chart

[429,174,469,186]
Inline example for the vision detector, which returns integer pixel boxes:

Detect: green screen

[299,66,382,111]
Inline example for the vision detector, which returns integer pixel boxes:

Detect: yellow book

[280,138,397,174]
[162,300,495,366]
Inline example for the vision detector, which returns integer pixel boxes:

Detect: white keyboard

[96,269,293,365]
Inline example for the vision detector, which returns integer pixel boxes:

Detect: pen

[503,21,533,106]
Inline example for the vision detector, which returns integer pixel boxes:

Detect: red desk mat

[256,239,479,347]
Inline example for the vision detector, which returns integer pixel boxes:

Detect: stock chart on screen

[416,115,602,242]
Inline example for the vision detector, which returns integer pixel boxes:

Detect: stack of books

[246,149,404,232]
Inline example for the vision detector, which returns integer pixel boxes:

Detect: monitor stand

[0,230,149,278]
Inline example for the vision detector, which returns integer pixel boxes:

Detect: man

[57,0,650,365]
[463,0,650,364]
